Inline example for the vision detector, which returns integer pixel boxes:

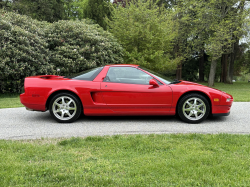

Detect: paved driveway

[0,102,249,140]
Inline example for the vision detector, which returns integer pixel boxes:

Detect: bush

[0,11,123,93]
[47,20,124,76]
[0,11,54,93]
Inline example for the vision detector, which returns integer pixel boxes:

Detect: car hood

[173,81,224,93]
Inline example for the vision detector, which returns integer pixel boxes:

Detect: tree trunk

[220,55,224,82]
[221,54,228,83]
[208,59,217,87]
[176,61,182,80]
[226,54,234,84]
[226,39,238,84]
[199,51,205,82]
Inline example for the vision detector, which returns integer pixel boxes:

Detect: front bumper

[212,91,233,116]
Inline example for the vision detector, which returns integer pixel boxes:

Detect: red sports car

[20,64,233,123]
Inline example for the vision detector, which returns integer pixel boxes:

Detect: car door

[100,66,173,114]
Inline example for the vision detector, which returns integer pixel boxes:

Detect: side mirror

[149,79,159,87]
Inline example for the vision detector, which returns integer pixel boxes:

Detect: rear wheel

[49,92,82,123]
[178,94,210,123]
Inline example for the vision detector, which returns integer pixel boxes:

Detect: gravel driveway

[0,102,249,140]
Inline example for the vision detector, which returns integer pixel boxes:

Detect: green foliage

[83,0,113,30]
[166,0,248,84]
[0,0,11,9]
[238,69,250,82]
[64,0,88,20]
[0,10,124,93]
[47,20,124,76]
[107,0,179,71]
[182,58,199,81]
[11,0,66,23]
[234,45,250,75]
[0,11,54,93]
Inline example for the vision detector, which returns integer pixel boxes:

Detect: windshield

[67,67,103,81]
[139,66,174,85]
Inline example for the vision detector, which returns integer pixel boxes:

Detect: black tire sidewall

[49,92,82,123]
[178,94,210,123]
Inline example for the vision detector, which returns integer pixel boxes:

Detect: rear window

[68,67,103,81]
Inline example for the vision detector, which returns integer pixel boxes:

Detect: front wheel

[178,94,210,123]
[49,92,82,123]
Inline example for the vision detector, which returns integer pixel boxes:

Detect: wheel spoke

[68,107,76,111]
[194,112,198,119]
[66,111,72,117]
[186,101,192,107]
[184,108,191,112]
[61,112,65,118]
[55,103,61,107]
[194,99,197,105]
[62,97,66,104]
[197,109,205,114]
[55,109,61,113]
[67,99,73,105]
[197,103,204,108]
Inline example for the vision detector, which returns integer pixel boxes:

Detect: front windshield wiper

[170,79,181,84]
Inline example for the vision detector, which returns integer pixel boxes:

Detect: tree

[205,0,248,86]
[107,0,179,72]
[83,0,112,30]
[11,0,66,22]
[171,0,248,86]
[0,0,11,9]
[64,0,88,20]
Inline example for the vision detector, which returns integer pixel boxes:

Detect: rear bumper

[20,93,46,111]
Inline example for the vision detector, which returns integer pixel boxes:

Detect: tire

[49,92,82,123]
[177,93,210,123]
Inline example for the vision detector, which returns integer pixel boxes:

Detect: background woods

[1,0,250,93]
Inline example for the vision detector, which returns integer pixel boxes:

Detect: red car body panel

[20,65,233,117]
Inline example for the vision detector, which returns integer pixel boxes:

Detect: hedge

[47,20,124,76]
[0,10,123,93]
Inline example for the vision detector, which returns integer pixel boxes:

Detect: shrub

[0,11,124,93]
[0,11,54,93]
[47,20,124,76]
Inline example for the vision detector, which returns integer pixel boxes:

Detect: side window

[104,67,154,85]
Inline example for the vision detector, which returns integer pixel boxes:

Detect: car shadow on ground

[78,115,228,124]
[29,111,229,124]
[81,115,177,122]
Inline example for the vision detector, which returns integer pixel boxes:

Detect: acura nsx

[20,64,233,123]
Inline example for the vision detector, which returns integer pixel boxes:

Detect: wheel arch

[176,91,212,116]
[46,90,83,112]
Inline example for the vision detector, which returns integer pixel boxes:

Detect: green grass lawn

[0,82,249,109]
[198,81,250,102]
[0,94,23,109]
[1,134,250,186]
